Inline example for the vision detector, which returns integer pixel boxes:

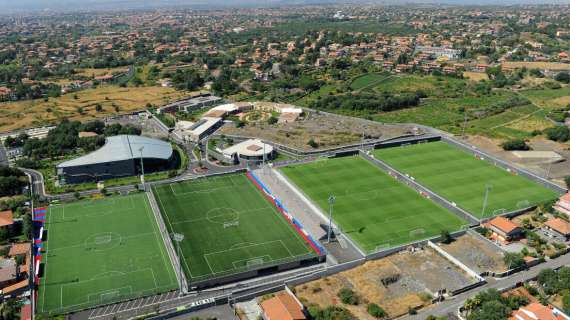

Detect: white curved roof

[222,139,273,157]
[58,135,172,168]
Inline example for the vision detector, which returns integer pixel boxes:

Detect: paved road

[406,254,570,319]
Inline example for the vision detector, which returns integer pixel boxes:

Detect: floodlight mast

[139,146,145,189]
[327,195,336,243]
[172,233,185,295]
[481,184,492,217]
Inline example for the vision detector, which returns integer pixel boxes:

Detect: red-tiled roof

[0,210,13,227]
[489,216,520,234]
[545,218,570,235]
[260,292,306,320]
[510,303,566,320]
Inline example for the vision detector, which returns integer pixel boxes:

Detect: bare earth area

[220,111,416,151]
[439,232,507,275]
[295,247,477,319]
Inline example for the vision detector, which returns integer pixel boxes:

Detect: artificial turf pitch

[280,156,467,253]
[374,141,560,218]
[152,173,317,283]
[38,193,177,315]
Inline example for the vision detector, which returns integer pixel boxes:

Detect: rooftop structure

[221,139,274,162]
[260,292,306,320]
[57,135,174,184]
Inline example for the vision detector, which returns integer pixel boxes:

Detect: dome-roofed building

[57,135,175,184]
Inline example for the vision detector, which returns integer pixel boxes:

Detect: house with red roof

[486,216,524,243]
[260,291,306,320]
[510,303,569,320]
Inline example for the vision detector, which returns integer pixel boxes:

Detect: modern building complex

[57,135,175,184]
[157,93,222,114]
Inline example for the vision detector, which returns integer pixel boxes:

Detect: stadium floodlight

[139,146,145,189]
[171,233,185,295]
[481,184,492,217]
[327,195,336,243]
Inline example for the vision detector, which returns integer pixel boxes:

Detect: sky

[0,0,568,14]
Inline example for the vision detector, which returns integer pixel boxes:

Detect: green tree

[563,293,570,315]
[501,139,530,151]
[440,230,452,244]
[504,252,526,270]
[267,116,278,125]
[367,303,387,318]
[338,288,360,305]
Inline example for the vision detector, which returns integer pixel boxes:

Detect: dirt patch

[551,96,570,107]
[295,247,477,318]
[220,111,416,151]
[439,232,507,274]
[463,72,489,82]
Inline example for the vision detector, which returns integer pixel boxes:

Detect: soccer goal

[375,243,391,252]
[516,200,530,209]
[409,228,426,238]
[223,221,239,228]
[492,208,507,217]
[245,257,265,268]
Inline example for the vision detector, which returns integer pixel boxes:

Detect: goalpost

[223,221,239,228]
[409,228,426,238]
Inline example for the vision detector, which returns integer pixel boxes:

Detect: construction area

[437,232,508,276]
[294,246,480,319]
[219,110,419,150]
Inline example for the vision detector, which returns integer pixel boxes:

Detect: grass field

[0,85,187,133]
[280,156,466,253]
[374,141,560,218]
[152,173,318,283]
[38,193,177,315]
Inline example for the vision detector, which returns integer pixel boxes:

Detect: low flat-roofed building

[221,139,274,162]
[487,216,524,242]
[185,117,223,142]
[544,218,570,241]
[157,94,222,114]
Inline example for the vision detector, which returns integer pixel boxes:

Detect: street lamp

[327,195,336,243]
[171,233,185,295]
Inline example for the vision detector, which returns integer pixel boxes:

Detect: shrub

[544,126,570,142]
[338,288,360,305]
[267,116,278,125]
[367,303,387,318]
[501,139,530,151]
[307,138,319,149]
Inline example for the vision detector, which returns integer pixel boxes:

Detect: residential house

[544,218,570,241]
[260,292,306,320]
[510,302,569,320]
[486,216,524,242]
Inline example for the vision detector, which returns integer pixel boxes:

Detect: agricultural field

[501,62,570,72]
[152,173,318,283]
[74,67,130,78]
[520,86,570,109]
[0,85,187,132]
[280,156,466,253]
[38,193,177,315]
[349,73,392,91]
[374,141,560,218]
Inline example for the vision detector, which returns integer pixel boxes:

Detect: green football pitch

[152,173,318,283]
[280,156,467,253]
[38,193,177,315]
[374,141,560,218]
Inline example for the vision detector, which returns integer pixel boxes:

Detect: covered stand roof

[58,135,172,168]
